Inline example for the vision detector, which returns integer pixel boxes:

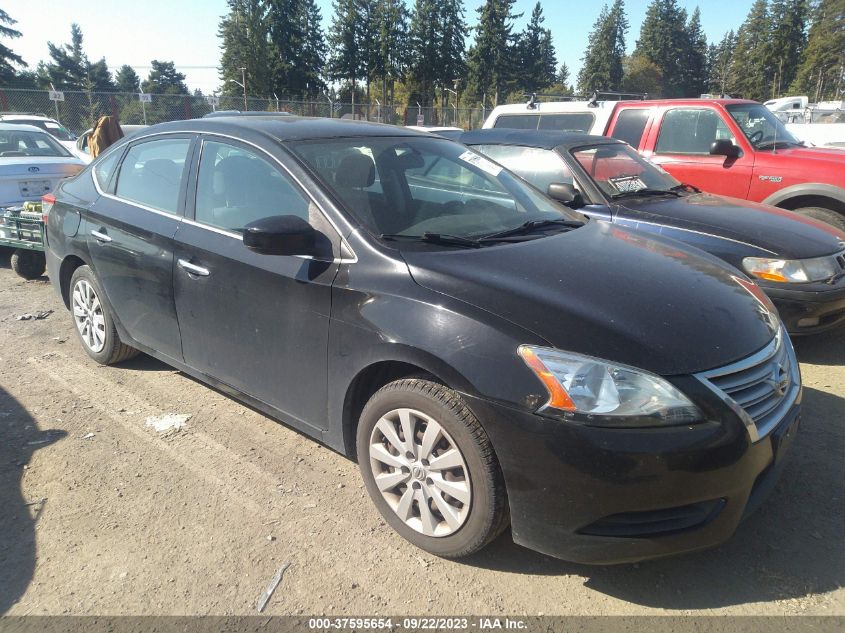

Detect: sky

[6,0,756,95]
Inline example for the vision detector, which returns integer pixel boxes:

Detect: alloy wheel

[72,279,106,353]
[368,407,472,537]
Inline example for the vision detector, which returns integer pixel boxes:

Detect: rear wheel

[10,249,45,279]
[69,265,139,365]
[794,207,845,232]
[356,378,508,558]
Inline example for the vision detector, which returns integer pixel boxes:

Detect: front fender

[763,182,845,208]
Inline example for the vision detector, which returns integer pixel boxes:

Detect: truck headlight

[518,346,703,426]
[743,255,839,283]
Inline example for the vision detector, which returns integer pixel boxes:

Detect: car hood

[401,221,779,376]
[615,193,845,259]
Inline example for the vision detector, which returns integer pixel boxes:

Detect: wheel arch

[58,254,91,309]
[763,183,845,216]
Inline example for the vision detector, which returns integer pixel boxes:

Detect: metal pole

[50,83,61,123]
[240,67,247,110]
[274,93,279,112]
[141,99,147,125]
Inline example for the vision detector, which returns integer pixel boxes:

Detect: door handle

[177,258,210,277]
[90,229,112,243]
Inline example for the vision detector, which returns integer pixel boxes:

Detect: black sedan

[44,116,800,563]
[458,129,845,335]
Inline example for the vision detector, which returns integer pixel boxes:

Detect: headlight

[743,255,838,283]
[518,346,703,426]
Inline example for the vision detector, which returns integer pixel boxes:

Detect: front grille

[696,327,800,442]
[578,499,726,538]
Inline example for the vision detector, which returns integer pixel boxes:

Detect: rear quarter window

[611,109,650,148]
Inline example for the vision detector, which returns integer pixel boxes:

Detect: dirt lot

[0,263,843,617]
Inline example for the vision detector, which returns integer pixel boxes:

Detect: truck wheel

[10,249,46,279]
[0,246,12,264]
[357,378,509,558]
[69,265,139,365]
[794,207,845,232]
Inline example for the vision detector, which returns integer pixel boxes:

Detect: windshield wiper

[477,218,584,241]
[380,232,483,248]
[611,188,682,199]
[671,183,700,194]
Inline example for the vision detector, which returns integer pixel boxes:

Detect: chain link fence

[0,88,489,135]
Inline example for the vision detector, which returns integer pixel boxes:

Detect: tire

[68,265,139,365]
[794,207,845,232]
[10,249,46,280]
[0,246,12,265]
[356,378,509,558]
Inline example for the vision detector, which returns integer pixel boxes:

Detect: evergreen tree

[219,0,270,100]
[633,0,688,97]
[622,54,664,95]
[577,0,628,95]
[371,0,409,102]
[684,7,708,97]
[327,0,366,91]
[518,3,557,92]
[769,0,808,96]
[790,0,844,101]
[0,8,26,85]
[707,30,736,95]
[298,0,328,95]
[142,60,189,94]
[115,65,141,93]
[39,23,88,90]
[465,0,522,105]
[439,0,468,96]
[729,0,774,100]
[408,0,467,107]
[87,58,115,92]
[557,62,570,87]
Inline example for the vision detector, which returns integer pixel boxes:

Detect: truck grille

[696,327,800,442]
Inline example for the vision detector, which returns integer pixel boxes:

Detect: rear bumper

[764,283,845,334]
[462,388,800,565]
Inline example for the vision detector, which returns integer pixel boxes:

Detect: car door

[85,134,195,362]
[645,107,753,199]
[173,136,340,432]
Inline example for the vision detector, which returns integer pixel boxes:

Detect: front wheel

[356,378,509,558]
[794,207,845,232]
[69,265,139,365]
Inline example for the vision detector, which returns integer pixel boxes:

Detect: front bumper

[462,383,801,564]
[763,282,845,334]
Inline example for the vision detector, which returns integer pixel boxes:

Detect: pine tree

[407,0,467,107]
[439,0,468,96]
[0,8,26,85]
[87,58,115,92]
[729,0,774,100]
[622,54,664,95]
[633,0,688,97]
[142,60,189,95]
[577,0,628,95]
[327,0,366,91]
[518,3,557,92]
[557,62,570,87]
[220,0,270,101]
[790,0,844,101]
[707,30,736,95]
[39,23,88,90]
[684,7,708,97]
[371,0,409,102]
[768,0,809,96]
[115,65,141,93]
[465,0,522,105]
[298,0,328,95]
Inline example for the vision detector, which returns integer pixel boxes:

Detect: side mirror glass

[547,182,584,209]
[243,215,316,256]
[709,139,741,158]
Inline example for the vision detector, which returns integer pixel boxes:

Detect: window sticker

[458,150,502,177]
[608,175,647,193]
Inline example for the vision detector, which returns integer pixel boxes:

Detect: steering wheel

[747,130,763,144]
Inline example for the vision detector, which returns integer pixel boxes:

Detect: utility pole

[240,67,247,110]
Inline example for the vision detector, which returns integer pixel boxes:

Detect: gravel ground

[0,264,843,616]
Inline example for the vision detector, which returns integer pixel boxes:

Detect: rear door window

[115,138,191,214]
[611,109,650,148]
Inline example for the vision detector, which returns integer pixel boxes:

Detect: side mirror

[709,139,741,158]
[243,215,316,256]
[547,182,584,209]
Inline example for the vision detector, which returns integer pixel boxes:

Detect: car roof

[459,128,621,150]
[0,114,52,120]
[0,122,51,133]
[202,110,293,118]
[135,116,429,143]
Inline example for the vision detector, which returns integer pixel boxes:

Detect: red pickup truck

[484,98,845,231]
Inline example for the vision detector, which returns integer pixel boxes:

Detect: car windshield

[726,104,800,149]
[290,136,582,241]
[0,129,72,157]
[569,143,682,198]
[5,119,75,141]
[472,145,575,195]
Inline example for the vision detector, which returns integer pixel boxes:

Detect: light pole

[444,88,458,126]
[227,68,248,110]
